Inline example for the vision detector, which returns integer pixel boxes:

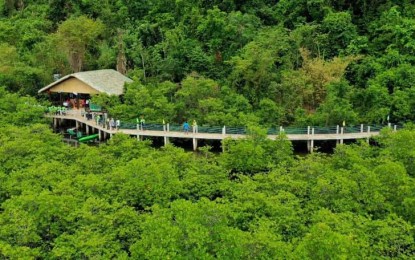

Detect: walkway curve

[47,110,397,152]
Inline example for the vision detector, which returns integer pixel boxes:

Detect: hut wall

[48,78,100,94]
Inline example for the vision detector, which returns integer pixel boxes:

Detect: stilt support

[193,138,198,151]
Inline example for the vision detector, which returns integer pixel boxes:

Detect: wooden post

[164,136,169,146]
[193,138,198,151]
[221,126,226,153]
[360,124,364,133]
[98,130,102,141]
[336,125,340,145]
[307,126,311,152]
[394,125,397,131]
[310,128,315,153]
[86,125,89,135]
[367,126,371,143]
[340,127,344,144]
[167,123,170,132]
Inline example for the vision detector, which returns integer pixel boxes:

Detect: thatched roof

[38,69,133,95]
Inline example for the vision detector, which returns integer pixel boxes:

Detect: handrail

[47,111,404,136]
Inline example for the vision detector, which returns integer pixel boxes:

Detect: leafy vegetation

[1,84,415,258]
[1,1,415,258]
[1,1,415,125]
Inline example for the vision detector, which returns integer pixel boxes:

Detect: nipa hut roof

[38,69,133,95]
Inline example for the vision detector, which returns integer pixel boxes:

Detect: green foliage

[0,87,47,125]
[0,0,414,126]
[312,81,358,126]
[90,92,121,112]
[0,125,66,173]
[131,198,270,259]
[175,74,221,122]
[378,127,415,176]
[221,126,293,174]
[256,98,285,126]
[55,15,105,72]
[229,26,295,106]
[295,222,363,259]
[0,102,415,257]
[119,81,176,122]
[2,1,415,258]
[320,11,358,58]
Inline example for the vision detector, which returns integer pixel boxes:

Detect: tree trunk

[116,29,127,75]
[16,0,24,10]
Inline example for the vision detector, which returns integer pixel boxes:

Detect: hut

[38,69,133,108]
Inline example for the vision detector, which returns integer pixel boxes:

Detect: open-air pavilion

[38,69,133,109]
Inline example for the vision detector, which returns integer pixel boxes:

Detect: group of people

[109,118,121,130]
[47,106,67,115]
[94,113,120,130]
[63,97,90,109]
[93,113,196,134]
[138,116,146,130]
[183,120,197,134]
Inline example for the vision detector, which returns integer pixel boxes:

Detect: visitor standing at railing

[96,115,101,126]
[140,116,146,130]
[192,120,197,133]
[183,121,190,134]
[110,118,115,130]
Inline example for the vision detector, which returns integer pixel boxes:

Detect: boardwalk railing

[118,121,395,135]
[48,109,401,136]
[47,109,403,152]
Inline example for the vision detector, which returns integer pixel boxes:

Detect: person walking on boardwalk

[96,114,101,126]
[183,121,190,134]
[192,119,197,133]
[110,118,115,130]
[140,115,146,130]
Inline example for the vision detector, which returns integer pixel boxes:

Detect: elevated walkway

[47,110,397,152]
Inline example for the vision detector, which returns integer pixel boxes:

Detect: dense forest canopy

[1,0,415,126]
[1,86,415,258]
[1,0,415,258]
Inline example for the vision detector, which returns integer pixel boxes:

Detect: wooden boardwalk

[48,111,393,152]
